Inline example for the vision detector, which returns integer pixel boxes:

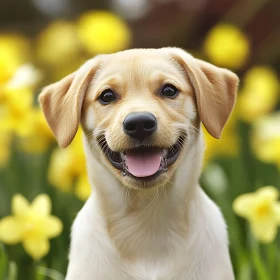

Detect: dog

[39,48,238,280]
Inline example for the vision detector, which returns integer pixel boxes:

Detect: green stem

[250,238,270,280]
[267,242,276,278]
[8,261,17,280]
[0,243,8,280]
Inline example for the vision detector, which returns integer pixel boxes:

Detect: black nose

[123,112,157,141]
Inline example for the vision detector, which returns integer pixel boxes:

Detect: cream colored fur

[39,48,238,280]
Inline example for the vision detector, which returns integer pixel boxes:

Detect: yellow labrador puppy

[39,48,238,280]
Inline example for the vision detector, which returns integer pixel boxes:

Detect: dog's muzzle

[122,112,163,177]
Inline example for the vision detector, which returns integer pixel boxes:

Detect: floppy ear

[168,48,239,138]
[39,58,99,148]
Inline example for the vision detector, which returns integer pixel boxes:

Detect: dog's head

[39,48,238,189]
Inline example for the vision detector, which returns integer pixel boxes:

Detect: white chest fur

[65,188,234,280]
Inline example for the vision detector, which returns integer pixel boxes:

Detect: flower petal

[257,186,279,202]
[273,203,280,224]
[233,193,255,218]
[0,216,23,244]
[43,216,63,238]
[23,237,50,260]
[75,174,91,201]
[250,220,278,243]
[12,194,30,216]
[31,194,51,216]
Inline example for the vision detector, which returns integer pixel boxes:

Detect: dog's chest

[122,260,186,280]
[121,252,213,280]
[67,192,233,280]
[105,206,194,279]
[115,221,195,280]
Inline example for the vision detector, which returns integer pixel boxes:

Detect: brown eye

[161,84,179,98]
[99,89,117,104]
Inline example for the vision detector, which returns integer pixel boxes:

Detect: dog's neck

[83,134,204,259]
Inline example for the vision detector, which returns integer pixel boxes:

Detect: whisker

[144,190,158,209]
[189,124,200,132]
[85,132,93,140]
[189,130,198,136]
[130,191,139,205]
[138,190,144,203]
[127,188,135,209]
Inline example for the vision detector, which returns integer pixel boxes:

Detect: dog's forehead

[96,49,182,79]
[108,48,170,62]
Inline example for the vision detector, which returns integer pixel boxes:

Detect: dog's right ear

[39,58,100,148]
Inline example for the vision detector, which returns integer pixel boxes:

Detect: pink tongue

[126,150,162,177]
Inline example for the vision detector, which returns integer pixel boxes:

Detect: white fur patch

[84,107,95,131]
[184,95,197,121]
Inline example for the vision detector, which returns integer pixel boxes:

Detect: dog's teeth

[121,152,129,176]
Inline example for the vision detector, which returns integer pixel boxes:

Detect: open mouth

[98,135,185,181]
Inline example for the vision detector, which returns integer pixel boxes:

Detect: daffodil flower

[75,173,92,201]
[251,112,280,169]
[77,10,131,54]
[0,194,63,260]
[238,67,279,122]
[0,85,34,138]
[204,23,250,69]
[203,112,239,165]
[48,129,91,200]
[0,34,29,83]
[36,21,81,66]
[233,186,280,243]
[17,108,55,153]
[6,64,42,90]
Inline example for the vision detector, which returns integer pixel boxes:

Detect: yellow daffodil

[0,194,63,259]
[204,23,250,69]
[36,21,81,66]
[203,112,239,165]
[6,64,42,90]
[0,87,33,137]
[77,10,131,54]
[233,186,280,243]
[0,62,46,156]
[0,34,30,83]
[251,112,280,169]
[17,109,55,153]
[48,129,91,200]
[237,66,279,122]
[75,173,92,201]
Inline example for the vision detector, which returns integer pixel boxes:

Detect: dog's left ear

[168,48,239,138]
[39,58,100,148]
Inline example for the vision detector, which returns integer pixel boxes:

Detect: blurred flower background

[0,0,279,279]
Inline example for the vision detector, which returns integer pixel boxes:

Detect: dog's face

[81,50,197,189]
[39,48,238,189]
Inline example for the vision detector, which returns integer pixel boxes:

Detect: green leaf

[0,243,8,280]
[36,267,64,280]
[7,261,17,280]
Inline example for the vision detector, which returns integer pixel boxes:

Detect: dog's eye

[99,89,117,104]
[161,84,179,98]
